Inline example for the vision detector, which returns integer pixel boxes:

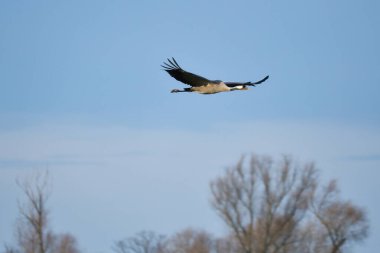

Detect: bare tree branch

[113,154,369,253]
[113,231,166,253]
[16,171,53,253]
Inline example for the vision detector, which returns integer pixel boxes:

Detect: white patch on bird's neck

[230,85,245,91]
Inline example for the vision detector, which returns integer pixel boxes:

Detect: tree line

[4,155,369,253]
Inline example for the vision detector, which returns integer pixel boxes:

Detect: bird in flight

[162,58,269,94]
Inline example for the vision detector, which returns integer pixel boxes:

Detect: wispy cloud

[0,157,104,170]
[341,154,380,161]
[0,120,379,170]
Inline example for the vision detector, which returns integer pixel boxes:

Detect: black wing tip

[160,65,171,72]
[171,57,181,68]
[162,57,182,71]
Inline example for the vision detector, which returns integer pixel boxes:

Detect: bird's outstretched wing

[225,75,269,87]
[162,58,211,87]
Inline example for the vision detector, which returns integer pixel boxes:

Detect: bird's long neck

[230,85,248,91]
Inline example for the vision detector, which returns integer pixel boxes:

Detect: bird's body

[162,58,269,94]
[179,82,230,94]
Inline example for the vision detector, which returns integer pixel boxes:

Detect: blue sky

[0,1,379,252]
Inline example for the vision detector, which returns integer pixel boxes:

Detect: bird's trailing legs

[171,88,191,93]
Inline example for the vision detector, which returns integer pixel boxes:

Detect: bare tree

[165,228,214,253]
[53,234,80,253]
[16,171,54,253]
[210,155,317,253]
[113,231,166,253]
[7,171,81,253]
[311,181,369,253]
[214,234,239,253]
[210,154,370,253]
